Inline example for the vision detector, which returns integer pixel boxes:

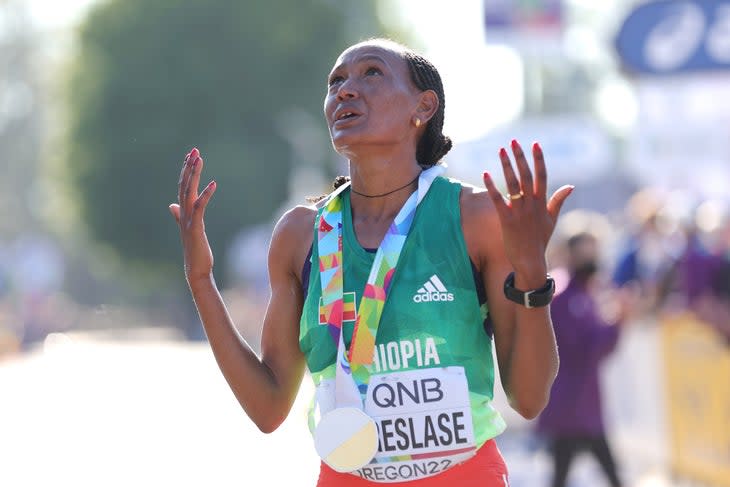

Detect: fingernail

[499,148,507,157]
[191,147,199,158]
[483,171,490,179]
[511,139,519,149]
[533,142,541,152]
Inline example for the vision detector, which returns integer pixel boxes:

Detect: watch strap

[503,272,555,308]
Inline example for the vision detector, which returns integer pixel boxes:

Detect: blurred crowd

[614,187,729,341]
[539,186,730,487]
[547,186,730,340]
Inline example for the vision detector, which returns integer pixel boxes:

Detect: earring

[414,118,422,128]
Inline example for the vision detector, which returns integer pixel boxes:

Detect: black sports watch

[503,272,555,308]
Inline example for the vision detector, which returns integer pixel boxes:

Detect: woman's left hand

[482,139,573,286]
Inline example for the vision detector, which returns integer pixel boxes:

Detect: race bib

[363,366,476,482]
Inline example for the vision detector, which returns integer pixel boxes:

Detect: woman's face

[323,43,421,156]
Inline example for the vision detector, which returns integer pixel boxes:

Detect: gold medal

[314,407,378,472]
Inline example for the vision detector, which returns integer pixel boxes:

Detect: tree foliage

[67,0,385,286]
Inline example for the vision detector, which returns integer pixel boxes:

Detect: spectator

[537,231,633,487]
[677,202,730,342]
[612,188,678,313]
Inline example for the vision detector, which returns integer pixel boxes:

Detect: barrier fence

[661,313,730,487]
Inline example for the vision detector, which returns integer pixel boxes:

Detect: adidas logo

[413,274,454,303]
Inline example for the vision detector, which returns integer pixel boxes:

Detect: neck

[348,155,422,220]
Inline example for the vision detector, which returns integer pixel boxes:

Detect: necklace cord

[350,172,422,198]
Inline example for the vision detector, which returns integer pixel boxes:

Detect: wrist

[504,272,555,308]
[512,265,548,290]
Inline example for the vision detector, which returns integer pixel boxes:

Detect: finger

[188,152,205,207]
[177,150,193,205]
[547,185,575,220]
[510,139,533,199]
[181,148,200,212]
[532,142,547,205]
[482,171,508,217]
[169,203,181,225]
[499,147,521,198]
[193,181,217,219]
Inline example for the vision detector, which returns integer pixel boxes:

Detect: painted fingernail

[533,142,541,152]
[499,148,507,157]
[511,139,519,149]
[191,147,199,158]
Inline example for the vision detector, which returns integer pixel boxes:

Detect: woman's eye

[328,75,344,87]
[365,67,382,76]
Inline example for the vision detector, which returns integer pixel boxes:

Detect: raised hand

[169,148,217,283]
[482,140,573,286]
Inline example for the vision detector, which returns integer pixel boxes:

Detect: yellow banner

[662,313,730,487]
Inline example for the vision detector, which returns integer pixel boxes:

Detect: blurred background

[1,0,729,485]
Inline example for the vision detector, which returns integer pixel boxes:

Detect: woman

[169,38,573,486]
[537,231,627,487]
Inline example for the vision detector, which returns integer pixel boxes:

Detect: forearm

[188,274,286,432]
[505,306,558,419]
[471,138,572,420]
[504,270,559,419]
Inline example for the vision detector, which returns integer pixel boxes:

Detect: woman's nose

[336,78,358,100]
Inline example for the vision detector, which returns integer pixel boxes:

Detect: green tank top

[299,176,506,482]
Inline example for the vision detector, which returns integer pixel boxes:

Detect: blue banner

[615,0,730,75]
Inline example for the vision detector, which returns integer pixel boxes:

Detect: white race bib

[314,366,476,483]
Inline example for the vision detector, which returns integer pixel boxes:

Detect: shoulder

[274,204,318,238]
[454,179,500,228]
[273,189,340,242]
[451,179,503,269]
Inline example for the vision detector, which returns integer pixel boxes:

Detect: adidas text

[413,274,454,303]
[413,292,454,303]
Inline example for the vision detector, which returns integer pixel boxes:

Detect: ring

[508,192,523,200]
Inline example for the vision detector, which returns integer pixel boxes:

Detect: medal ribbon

[317,166,444,407]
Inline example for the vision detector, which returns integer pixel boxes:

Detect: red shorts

[316,439,509,486]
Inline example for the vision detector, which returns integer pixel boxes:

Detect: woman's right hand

[169,148,217,283]
[168,148,307,432]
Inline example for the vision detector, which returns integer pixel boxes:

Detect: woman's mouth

[333,111,362,127]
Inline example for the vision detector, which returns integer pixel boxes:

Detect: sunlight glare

[595,77,639,133]
[26,0,97,30]
[388,0,524,142]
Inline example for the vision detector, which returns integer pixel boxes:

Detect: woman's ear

[416,89,439,123]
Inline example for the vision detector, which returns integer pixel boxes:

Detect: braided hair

[402,50,452,168]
